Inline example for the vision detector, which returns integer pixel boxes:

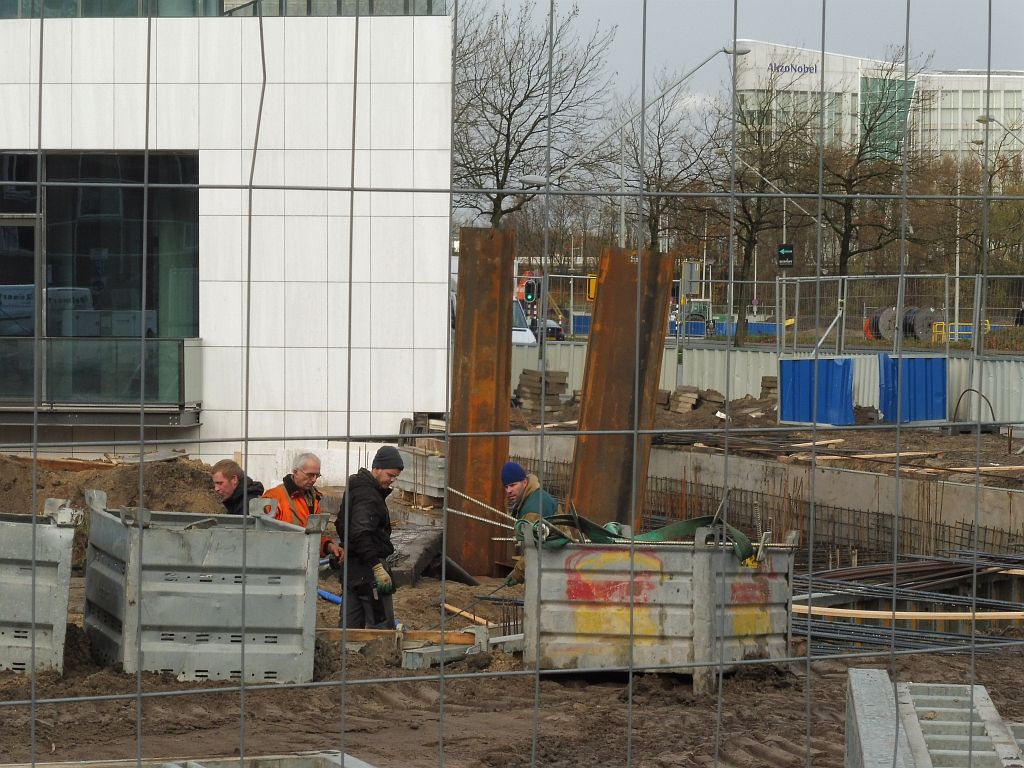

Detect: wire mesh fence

[542,272,1024,356]
[513,456,1024,570]
[6,0,1024,766]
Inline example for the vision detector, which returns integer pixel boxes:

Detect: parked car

[541,319,565,341]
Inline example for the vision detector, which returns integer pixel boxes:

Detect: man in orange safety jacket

[262,451,342,560]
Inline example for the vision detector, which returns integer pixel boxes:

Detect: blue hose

[318,588,342,605]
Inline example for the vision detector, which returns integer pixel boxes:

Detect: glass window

[0,154,37,214]
[43,153,199,339]
[81,0,140,14]
[0,152,198,406]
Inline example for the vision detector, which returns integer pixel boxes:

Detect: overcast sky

[538,0,1024,99]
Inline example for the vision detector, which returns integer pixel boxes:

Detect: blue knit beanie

[500,461,527,485]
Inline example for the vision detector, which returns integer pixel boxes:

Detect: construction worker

[502,461,558,521]
[262,452,342,560]
[210,459,265,515]
[337,445,404,629]
[501,461,561,586]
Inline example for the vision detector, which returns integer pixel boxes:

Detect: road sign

[777,243,794,269]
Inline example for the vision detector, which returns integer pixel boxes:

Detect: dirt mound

[0,454,222,517]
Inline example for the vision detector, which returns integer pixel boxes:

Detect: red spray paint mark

[563,549,660,604]
[731,578,770,604]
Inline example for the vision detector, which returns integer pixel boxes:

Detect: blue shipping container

[572,314,591,336]
[877,354,947,423]
[704,322,778,338]
[779,357,855,426]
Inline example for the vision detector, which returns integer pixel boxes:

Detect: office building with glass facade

[736,39,1024,155]
[0,7,452,482]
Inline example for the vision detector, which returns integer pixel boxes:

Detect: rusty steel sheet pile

[447,227,515,576]
[568,247,675,527]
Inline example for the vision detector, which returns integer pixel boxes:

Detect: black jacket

[222,475,265,515]
[336,468,394,588]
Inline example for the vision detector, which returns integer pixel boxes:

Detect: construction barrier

[0,501,77,674]
[84,490,323,683]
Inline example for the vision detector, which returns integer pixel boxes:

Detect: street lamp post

[517,45,749,372]
[976,113,1024,147]
[715,149,825,338]
[521,44,751,247]
[973,114,1024,334]
[953,137,985,342]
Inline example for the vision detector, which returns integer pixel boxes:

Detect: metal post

[943,274,950,358]
[954,145,962,341]
[792,280,800,353]
[753,244,758,308]
[569,275,574,339]
[618,127,626,248]
[780,199,787,350]
[701,211,709,299]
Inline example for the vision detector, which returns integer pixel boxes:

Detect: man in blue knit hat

[501,460,560,586]
[501,460,558,521]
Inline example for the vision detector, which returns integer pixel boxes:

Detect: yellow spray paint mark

[732,606,771,636]
[565,548,665,641]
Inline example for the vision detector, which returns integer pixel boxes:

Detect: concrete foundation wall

[511,436,1024,534]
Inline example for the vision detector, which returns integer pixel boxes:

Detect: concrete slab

[388,523,443,588]
[847,670,1024,768]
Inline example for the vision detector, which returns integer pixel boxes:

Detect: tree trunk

[489,196,505,228]
[732,241,756,348]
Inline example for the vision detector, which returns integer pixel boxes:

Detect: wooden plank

[11,456,116,472]
[809,451,937,462]
[316,628,477,645]
[103,449,187,464]
[789,438,845,448]
[947,465,1024,473]
[849,451,938,460]
[442,602,495,627]
[792,604,1024,621]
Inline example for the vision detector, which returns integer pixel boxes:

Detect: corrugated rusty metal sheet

[523,538,794,671]
[447,227,514,576]
[568,247,674,526]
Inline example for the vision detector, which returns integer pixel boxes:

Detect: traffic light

[523,278,538,304]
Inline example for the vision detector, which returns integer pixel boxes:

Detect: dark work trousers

[341,583,395,629]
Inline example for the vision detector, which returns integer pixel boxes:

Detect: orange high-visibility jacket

[261,482,333,557]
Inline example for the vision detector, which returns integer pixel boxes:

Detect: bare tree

[703,60,818,346]
[614,71,707,253]
[453,1,615,228]
[812,51,934,277]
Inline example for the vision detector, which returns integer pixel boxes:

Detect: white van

[512,297,537,345]
[449,287,537,346]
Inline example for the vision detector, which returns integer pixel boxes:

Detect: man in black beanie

[336,445,404,629]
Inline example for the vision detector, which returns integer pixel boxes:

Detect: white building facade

[735,39,1024,154]
[0,10,452,484]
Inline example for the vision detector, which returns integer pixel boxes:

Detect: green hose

[518,513,754,560]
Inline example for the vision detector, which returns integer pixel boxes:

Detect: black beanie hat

[372,445,405,470]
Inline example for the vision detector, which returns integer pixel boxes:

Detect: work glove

[504,573,521,587]
[372,562,395,594]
